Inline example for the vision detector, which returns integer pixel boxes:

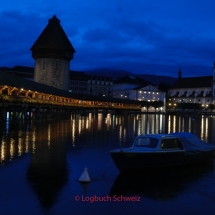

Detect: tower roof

[30,15,75,60]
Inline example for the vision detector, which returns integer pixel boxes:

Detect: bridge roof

[0,72,139,104]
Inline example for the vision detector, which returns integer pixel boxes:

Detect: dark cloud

[76,17,215,76]
[1,1,215,78]
[0,11,46,65]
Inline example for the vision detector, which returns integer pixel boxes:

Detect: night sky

[1,0,215,78]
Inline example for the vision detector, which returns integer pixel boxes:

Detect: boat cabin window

[134,137,158,148]
[161,138,183,150]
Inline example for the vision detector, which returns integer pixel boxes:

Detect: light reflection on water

[0,114,215,214]
[0,114,215,164]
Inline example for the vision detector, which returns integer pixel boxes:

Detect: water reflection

[0,113,215,212]
[109,162,214,200]
[0,114,215,165]
[1,139,5,162]
[27,140,68,208]
[135,114,165,135]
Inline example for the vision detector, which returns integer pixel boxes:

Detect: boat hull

[110,150,215,172]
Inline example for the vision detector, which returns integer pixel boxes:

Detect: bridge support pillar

[103,109,107,114]
[0,107,7,121]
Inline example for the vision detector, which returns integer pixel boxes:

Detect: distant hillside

[138,74,176,85]
[85,68,176,85]
[85,68,132,79]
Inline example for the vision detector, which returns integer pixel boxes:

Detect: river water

[0,113,215,215]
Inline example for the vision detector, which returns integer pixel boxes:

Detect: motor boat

[110,132,215,172]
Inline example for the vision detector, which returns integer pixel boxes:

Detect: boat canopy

[171,132,215,152]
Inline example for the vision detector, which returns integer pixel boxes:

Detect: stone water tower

[30,15,75,90]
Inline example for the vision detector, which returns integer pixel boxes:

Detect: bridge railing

[0,94,141,110]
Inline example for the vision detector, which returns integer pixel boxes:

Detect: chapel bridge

[0,72,163,120]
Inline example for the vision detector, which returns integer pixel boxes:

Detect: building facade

[69,71,88,94]
[69,72,113,96]
[87,75,113,97]
[168,70,212,108]
[113,76,165,100]
[113,76,166,111]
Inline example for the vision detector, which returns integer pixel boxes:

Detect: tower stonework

[30,15,75,90]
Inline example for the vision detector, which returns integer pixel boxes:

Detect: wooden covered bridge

[0,72,142,120]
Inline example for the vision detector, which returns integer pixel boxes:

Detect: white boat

[110,132,215,172]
